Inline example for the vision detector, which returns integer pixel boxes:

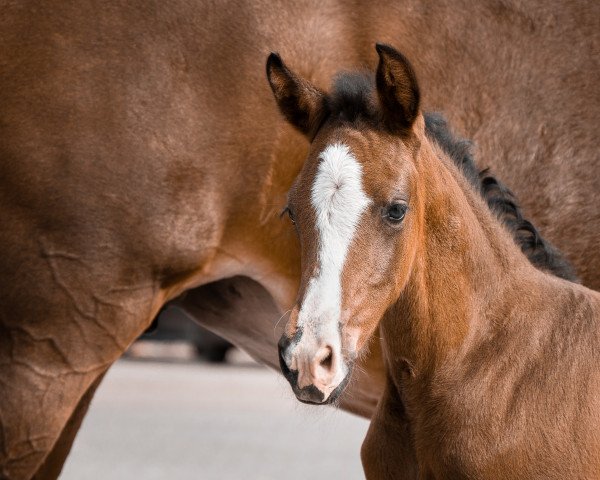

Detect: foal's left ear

[266,53,328,138]
[375,43,421,133]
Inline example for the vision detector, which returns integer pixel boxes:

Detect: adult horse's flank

[1,2,599,478]
[269,45,600,478]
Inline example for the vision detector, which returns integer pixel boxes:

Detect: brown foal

[268,45,600,478]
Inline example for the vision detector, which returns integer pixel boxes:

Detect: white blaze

[297,143,371,340]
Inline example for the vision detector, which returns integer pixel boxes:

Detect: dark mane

[324,73,578,282]
[425,113,579,282]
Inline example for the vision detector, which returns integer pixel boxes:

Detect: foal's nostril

[313,345,335,375]
[320,348,333,370]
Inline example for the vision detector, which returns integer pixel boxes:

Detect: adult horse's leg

[361,384,419,480]
[0,293,156,479]
[30,372,106,480]
[0,224,160,479]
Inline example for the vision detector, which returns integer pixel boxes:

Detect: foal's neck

[384,140,545,374]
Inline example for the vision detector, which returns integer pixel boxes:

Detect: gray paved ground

[60,358,368,480]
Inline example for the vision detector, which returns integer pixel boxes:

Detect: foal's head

[267,44,427,404]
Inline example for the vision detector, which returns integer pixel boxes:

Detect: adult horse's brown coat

[0,1,598,478]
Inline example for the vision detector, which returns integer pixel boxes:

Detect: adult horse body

[0,1,598,478]
[271,44,600,478]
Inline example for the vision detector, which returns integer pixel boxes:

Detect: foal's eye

[283,207,296,224]
[384,203,408,223]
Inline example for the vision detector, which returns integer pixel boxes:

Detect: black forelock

[324,71,380,126]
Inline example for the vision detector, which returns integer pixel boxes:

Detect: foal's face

[267,43,422,403]
[280,126,421,403]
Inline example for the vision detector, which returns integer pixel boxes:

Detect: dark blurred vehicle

[142,305,233,363]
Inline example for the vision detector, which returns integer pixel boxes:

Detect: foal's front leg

[361,384,419,480]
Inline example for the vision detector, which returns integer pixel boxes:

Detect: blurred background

[60,308,369,480]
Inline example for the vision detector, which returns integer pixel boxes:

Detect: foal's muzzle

[277,333,351,405]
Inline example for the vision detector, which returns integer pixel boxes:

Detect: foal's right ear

[266,53,327,138]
